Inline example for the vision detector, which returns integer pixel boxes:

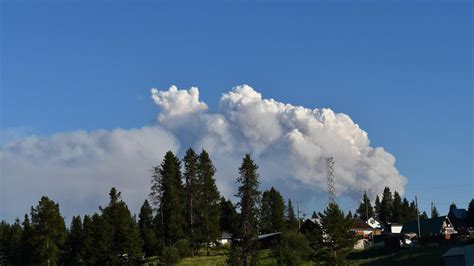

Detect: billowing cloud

[1,127,179,221]
[1,85,406,221]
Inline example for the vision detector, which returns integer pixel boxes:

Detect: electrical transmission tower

[325,157,336,204]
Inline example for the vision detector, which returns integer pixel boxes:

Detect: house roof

[351,219,373,230]
[257,232,281,240]
[449,209,468,220]
[401,216,449,236]
[220,232,232,239]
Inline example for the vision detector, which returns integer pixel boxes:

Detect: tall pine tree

[65,215,83,264]
[260,187,286,234]
[101,188,142,263]
[391,191,403,223]
[150,151,185,246]
[196,150,221,256]
[318,203,356,265]
[431,204,439,218]
[220,197,238,236]
[30,196,67,265]
[139,200,158,257]
[232,154,261,265]
[287,199,299,232]
[374,195,381,220]
[356,191,374,222]
[379,187,393,224]
[183,148,199,254]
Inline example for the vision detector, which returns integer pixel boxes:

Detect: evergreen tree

[431,204,439,218]
[101,188,143,262]
[311,211,318,219]
[287,199,299,231]
[260,190,273,234]
[82,213,113,264]
[346,210,353,220]
[449,202,457,211]
[195,150,221,256]
[20,214,34,265]
[260,187,286,234]
[139,200,158,257]
[65,215,83,264]
[30,196,67,265]
[183,148,199,254]
[391,191,403,223]
[420,211,428,220]
[401,197,410,222]
[407,201,418,222]
[379,187,393,223]
[374,195,381,220]
[318,203,356,265]
[355,191,374,222]
[220,197,238,236]
[150,151,185,246]
[467,199,474,227]
[0,219,22,265]
[232,154,261,265]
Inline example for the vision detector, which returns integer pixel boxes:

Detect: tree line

[3,148,472,265]
[2,149,350,265]
[354,187,474,226]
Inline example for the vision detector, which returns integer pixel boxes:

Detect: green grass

[145,244,454,265]
[347,246,450,266]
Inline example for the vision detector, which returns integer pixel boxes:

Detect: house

[217,231,232,245]
[448,208,469,235]
[350,219,377,240]
[401,216,457,238]
[299,218,321,235]
[257,232,281,249]
[384,222,403,233]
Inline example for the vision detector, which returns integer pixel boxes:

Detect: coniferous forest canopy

[2,149,474,265]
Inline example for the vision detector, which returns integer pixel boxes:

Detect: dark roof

[220,232,232,239]
[449,209,468,220]
[401,216,448,236]
[351,219,373,230]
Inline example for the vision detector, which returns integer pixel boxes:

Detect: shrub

[271,232,312,266]
[174,239,192,258]
[162,246,179,264]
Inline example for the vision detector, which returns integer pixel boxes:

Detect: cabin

[350,219,377,240]
[299,218,321,235]
[448,208,469,235]
[401,216,456,239]
[218,231,232,245]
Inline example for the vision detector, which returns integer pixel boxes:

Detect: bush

[271,232,312,266]
[174,239,192,258]
[162,246,180,265]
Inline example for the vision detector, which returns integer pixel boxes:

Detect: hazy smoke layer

[1,85,406,221]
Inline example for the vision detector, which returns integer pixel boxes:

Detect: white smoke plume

[1,85,406,221]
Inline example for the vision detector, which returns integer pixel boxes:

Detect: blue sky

[1,1,472,218]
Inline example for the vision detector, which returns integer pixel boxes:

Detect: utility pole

[364,189,371,222]
[296,201,301,229]
[416,196,421,238]
[325,157,336,204]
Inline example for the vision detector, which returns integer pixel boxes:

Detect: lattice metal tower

[325,157,336,204]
